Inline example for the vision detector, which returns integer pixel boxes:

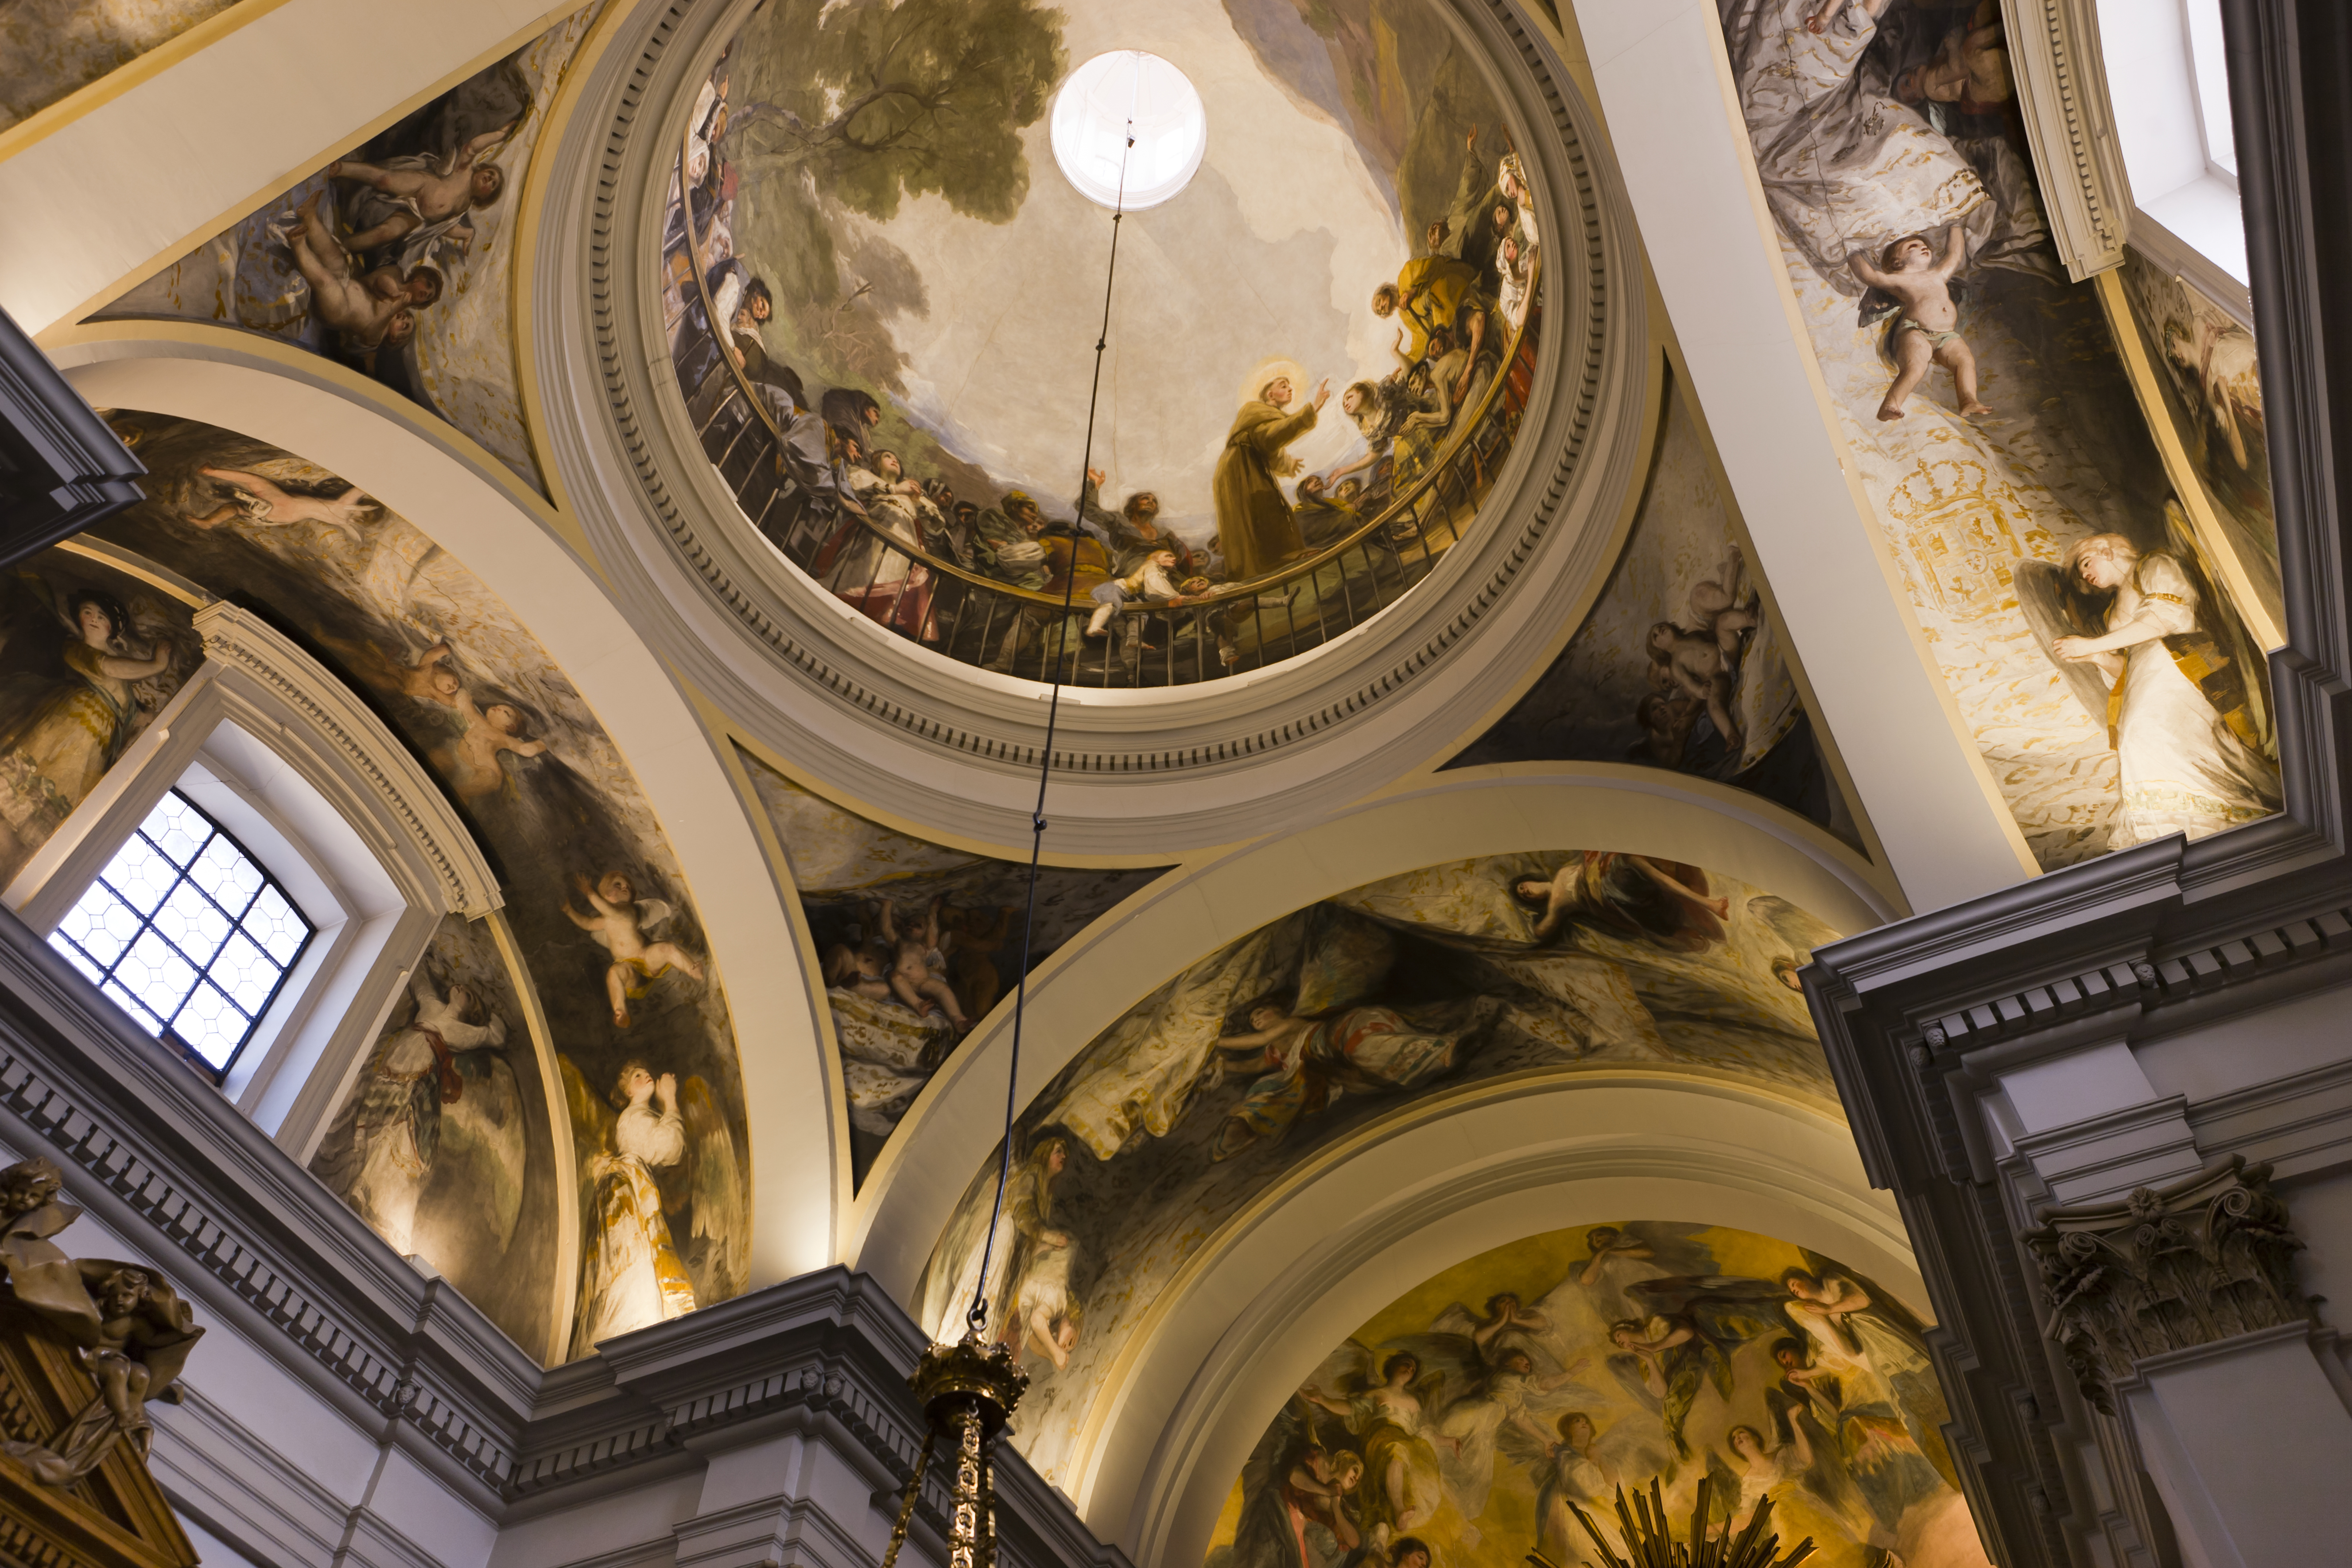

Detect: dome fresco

[660,0,1545,685]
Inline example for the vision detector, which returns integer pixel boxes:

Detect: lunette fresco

[915,851,1844,1486]
[1206,1220,1991,1568]
[1719,0,2282,866]
[0,546,204,892]
[89,410,749,1363]
[310,911,565,1360]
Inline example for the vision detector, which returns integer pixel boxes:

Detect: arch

[850,769,1896,1293]
[1084,1070,1911,1563]
[43,326,840,1279]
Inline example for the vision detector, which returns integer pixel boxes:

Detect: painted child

[1848,224,1992,422]
[877,899,970,1031]
[564,872,706,1028]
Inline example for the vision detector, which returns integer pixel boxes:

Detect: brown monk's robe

[1212,396,1319,581]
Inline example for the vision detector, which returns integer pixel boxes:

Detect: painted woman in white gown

[2052,534,2279,847]
[573,1064,698,1352]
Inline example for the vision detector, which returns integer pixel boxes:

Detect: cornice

[529,0,1652,855]
[0,908,1121,1563]
[2004,0,2132,281]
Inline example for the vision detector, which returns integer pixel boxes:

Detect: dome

[658,0,1554,689]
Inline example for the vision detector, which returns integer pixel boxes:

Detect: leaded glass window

[49,791,314,1078]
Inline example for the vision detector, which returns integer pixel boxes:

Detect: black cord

[967,122,1135,1337]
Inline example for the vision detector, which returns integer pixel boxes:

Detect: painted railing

[670,135,1541,687]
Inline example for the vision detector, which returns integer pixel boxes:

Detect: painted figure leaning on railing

[664,125,1545,689]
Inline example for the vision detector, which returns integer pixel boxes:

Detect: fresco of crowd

[660,62,1539,675]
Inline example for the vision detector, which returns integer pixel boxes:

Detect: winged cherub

[565,871,707,1028]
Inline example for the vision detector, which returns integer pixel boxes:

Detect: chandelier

[873,97,1146,1568]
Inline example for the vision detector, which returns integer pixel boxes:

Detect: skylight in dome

[1049,51,1207,212]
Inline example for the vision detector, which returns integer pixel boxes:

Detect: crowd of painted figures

[1225,1228,1975,1568]
[660,53,1539,678]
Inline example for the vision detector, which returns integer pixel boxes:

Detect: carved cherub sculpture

[0,1157,202,1485]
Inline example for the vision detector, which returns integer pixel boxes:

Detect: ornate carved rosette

[2023,1155,2313,1409]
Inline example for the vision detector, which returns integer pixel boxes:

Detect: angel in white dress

[564,871,707,1027]
[2037,531,2279,848]
[564,1060,744,1354]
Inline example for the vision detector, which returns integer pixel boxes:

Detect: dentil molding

[527,0,1650,854]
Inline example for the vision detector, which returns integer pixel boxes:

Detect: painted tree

[725,0,1066,224]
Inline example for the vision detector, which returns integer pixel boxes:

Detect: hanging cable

[965,114,1136,1338]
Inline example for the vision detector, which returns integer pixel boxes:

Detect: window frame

[50,785,318,1082]
[4,592,504,1149]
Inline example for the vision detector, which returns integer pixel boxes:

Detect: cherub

[1686,543,1758,659]
[277,195,439,352]
[1849,224,1991,421]
[820,941,894,1001]
[330,124,514,255]
[565,871,706,1028]
[876,898,970,1032]
[194,462,381,540]
[1648,620,1746,751]
[435,697,547,800]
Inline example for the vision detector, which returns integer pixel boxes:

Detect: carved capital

[2023,1155,2313,1410]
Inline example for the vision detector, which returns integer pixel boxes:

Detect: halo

[1239,357,1308,408]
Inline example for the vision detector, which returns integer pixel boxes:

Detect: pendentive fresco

[739,749,1166,1184]
[87,411,749,1363]
[916,852,1842,1486]
[0,0,237,130]
[1207,1221,1990,1568]
[1719,0,2281,867]
[2114,251,2280,630]
[93,5,608,491]
[661,0,1544,684]
[1447,376,1856,844]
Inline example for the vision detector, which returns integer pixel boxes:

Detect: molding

[2127,212,2254,332]
[0,934,1123,1568]
[528,0,1653,856]
[0,304,145,564]
[2003,0,2134,279]
[190,604,504,920]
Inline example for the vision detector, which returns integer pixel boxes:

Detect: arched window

[48,788,314,1080]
